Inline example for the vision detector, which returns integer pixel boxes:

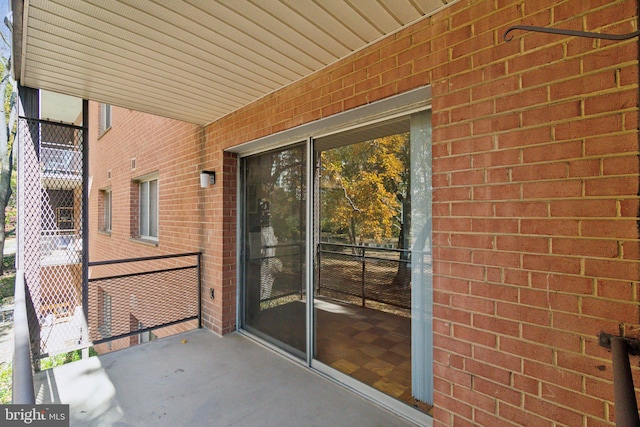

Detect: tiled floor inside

[315,299,432,414]
[250,297,432,415]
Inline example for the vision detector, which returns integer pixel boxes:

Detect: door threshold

[237,328,432,427]
[312,359,433,427]
[236,327,308,367]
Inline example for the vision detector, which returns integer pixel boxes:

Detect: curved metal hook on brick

[504,25,640,42]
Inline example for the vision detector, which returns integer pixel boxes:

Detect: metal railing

[18,115,88,360]
[12,270,36,404]
[317,242,412,310]
[257,243,304,303]
[88,252,202,345]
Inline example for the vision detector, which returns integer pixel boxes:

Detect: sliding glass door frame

[234,86,433,427]
[237,147,309,363]
[307,122,433,427]
[237,143,308,360]
[305,137,314,367]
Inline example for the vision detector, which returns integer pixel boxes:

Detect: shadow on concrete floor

[35,329,426,427]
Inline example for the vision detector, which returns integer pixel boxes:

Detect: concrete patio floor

[34,328,422,426]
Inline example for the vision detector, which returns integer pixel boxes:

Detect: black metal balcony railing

[88,252,202,346]
[255,242,416,310]
[317,243,412,310]
[12,252,201,403]
[257,243,304,304]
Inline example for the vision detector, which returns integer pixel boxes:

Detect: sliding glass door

[313,111,433,412]
[241,143,306,359]
[239,107,432,415]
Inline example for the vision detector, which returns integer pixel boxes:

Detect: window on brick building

[98,287,112,338]
[99,188,112,233]
[99,103,111,135]
[138,174,158,240]
[138,321,156,343]
[129,315,157,346]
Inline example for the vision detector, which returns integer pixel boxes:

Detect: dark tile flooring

[314,299,432,414]
[248,298,432,415]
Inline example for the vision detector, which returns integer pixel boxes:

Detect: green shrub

[0,274,14,301]
[40,348,97,370]
[0,253,16,301]
[0,362,11,404]
[2,253,14,272]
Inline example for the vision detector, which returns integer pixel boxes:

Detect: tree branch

[341,185,361,212]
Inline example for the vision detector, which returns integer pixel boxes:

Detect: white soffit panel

[19,0,456,125]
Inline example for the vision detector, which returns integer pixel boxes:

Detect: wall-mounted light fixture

[200,170,216,188]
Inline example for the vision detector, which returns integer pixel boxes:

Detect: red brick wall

[88,104,206,259]
[198,0,639,425]
[88,103,206,338]
[89,0,639,425]
[428,1,639,425]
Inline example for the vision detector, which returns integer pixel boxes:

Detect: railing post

[317,244,321,297]
[598,332,640,427]
[82,100,90,329]
[300,243,305,299]
[12,270,36,404]
[197,252,202,329]
[361,246,366,307]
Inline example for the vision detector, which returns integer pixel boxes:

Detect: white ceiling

[16,0,455,125]
[40,90,83,123]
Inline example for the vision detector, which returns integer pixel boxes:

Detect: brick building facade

[80,0,640,425]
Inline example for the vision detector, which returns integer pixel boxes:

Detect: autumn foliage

[320,132,409,247]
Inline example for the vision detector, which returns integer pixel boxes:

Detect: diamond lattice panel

[19,117,87,360]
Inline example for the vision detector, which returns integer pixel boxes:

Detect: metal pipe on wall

[611,337,640,427]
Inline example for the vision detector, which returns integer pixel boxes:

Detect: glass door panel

[313,111,432,413]
[242,144,307,359]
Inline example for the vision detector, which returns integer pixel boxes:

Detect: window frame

[98,287,112,338]
[100,188,112,233]
[99,103,112,136]
[137,173,159,241]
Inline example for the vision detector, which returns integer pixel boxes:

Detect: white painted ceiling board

[17,0,459,125]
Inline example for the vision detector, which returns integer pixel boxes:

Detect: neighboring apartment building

[17,90,87,357]
[87,102,203,352]
[14,0,640,426]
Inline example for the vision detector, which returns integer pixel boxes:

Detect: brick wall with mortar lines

[88,101,207,338]
[86,0,640,424]
[429,1,639,426]
[197,0,639,425]
[88,102,207,259]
